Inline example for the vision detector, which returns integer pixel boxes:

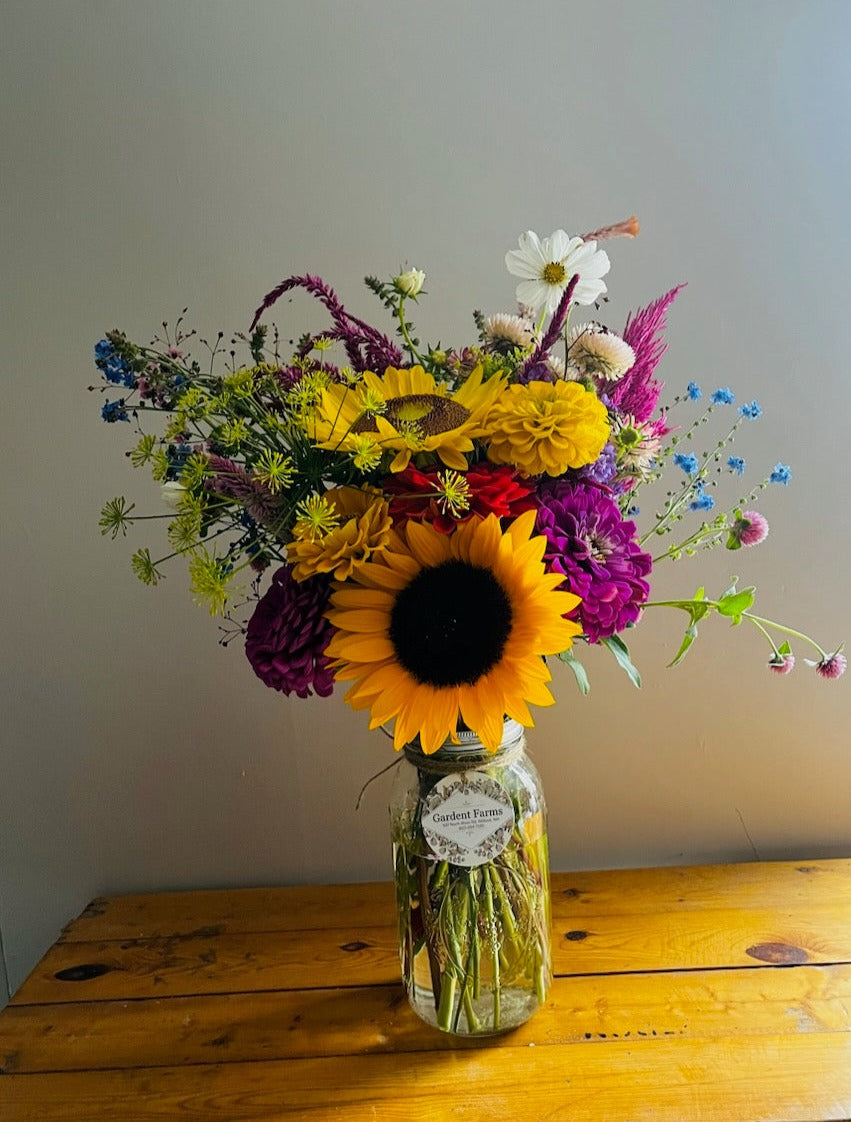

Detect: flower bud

[393,268,425,298]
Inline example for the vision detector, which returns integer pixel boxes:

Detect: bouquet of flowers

[91,216,843,1033]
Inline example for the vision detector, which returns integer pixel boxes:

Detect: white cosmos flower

[567,323,635,381]
[505,229,610,314]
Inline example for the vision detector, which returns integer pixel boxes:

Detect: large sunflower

[311,364,505,473]
[324,510,581,754]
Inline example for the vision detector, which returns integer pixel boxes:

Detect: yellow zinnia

[486,379,609,477]
[288,486,392,582]
[311,364,506,473]
[324,510,582,754]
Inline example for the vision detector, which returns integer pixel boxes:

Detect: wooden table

[1,859,851,1120]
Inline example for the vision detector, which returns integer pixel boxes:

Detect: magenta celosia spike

[249,273,403,372]
[610,285,685,422]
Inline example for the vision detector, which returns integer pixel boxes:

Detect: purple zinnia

[536,482,652,644]
[245,565,336,698]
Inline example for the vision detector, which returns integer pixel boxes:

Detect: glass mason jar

[389,718,551,1035]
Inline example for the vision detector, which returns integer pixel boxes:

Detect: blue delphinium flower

[673,452,699,475]
[711,387,735,405]
[689,488,715,512]
[94,339,113,361]
[770,463,792,485]
[739,401,762,420]
[686,381,702,400]
[102,399,129,423]
[727,456,746,475]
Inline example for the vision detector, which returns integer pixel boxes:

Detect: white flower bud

[393,268,426,297]
[161,481,186,509]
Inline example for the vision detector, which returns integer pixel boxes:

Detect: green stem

[397,297,423,363]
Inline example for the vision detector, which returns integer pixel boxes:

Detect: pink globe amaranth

[536,481,652,644]
[768,653,795,675]
[816,652,847,680]
[245,565,336,698]
[734,510,769,547]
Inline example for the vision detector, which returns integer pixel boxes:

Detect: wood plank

[2,1032,850,1121]
[15,903,851,1006]
[3,964,851,1073]
[59,883,396,942]
[59,860,851,942]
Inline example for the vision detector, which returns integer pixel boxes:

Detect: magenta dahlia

[245,565,335,698]
[535,482,652,643]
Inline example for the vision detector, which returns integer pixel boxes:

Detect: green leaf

[558,648,590,695]
[717,586,755,624]
[777,640,792,656]
[668,621,699,668]
[601,634,642,688]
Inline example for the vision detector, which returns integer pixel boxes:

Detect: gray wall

[3,0,851,1004]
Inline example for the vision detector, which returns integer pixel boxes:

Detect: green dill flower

[433,470,471,517]
[216,417,251,451]
[167,511,202,553]
[350,435,382,472]
[252,449,295,493]
[188,550,234,615]
[131,548,164,586]
[99,496,136,539]
[179,452,212,493]
[356,385,387,416]
[313,336,334,353]
[173,385,210,420]
[222,368,256,397]
[294,494,340,541]
[129,433,156,467]
[151,448,170,482]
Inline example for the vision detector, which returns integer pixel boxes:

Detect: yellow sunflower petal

[405,520,452,569]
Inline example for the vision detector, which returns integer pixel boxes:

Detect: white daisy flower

[544,354,566,379]
[567,323,635,381]
[505,229,611,314]
[483,312,538,350]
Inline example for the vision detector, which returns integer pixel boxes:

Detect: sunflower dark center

[389,560,513,687]
[352,394,470,438]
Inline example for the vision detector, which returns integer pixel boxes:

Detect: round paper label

[421,772,515,867]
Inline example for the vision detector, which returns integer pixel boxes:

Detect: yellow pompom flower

[324,510,582,754]
[312,364,506,473]
[486,379,610,477]
[288,486,392,582]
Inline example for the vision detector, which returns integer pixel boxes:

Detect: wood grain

[59,861,851,942]
[2,1032,850,1121]
[3,964,851,1073]
[4,860,851,1122]
[15,903,851,1006]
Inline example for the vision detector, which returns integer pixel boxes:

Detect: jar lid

[412,717,525,756]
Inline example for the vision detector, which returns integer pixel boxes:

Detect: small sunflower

[311,364,505,473]
[486,379,610,477]
[324,510,581,754]
[288,486,392,582]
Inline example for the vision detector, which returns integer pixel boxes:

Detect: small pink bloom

[816,652,847,680]
[769,653,795,675]
[734,510,769,547]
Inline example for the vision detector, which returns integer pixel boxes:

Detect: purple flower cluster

[204,455,281,528]
[536,482,652,644]
[245,565,336,698]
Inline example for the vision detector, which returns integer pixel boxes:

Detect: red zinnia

[384,463,536,534]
